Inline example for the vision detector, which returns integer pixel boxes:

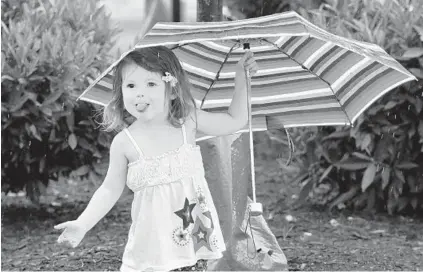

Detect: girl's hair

[101,46,197,131]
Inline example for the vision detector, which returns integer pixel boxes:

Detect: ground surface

[2,157,423,271]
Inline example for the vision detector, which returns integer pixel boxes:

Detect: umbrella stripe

[202,87,333,108]
[318,50,355,79]
[97,77,113,90]
[308,44,341,72]
[182,62,303,80]
[332,57,375,92]
[347,71,412,124]
[342,66,392,105]
[215,74,317,88]
[341,66,391,105]
[151,17,303,35]
[322,52,365,85]
[180,44,289,65]
[266,109,349,128]
[286,36,312,56]
[257,106,346,120]
[203,93,336,111]
[143,22,307,39]
[290,38,325,64]
[337,61,382,100]
[178,46,226,64]
[187,68,312,90]
[83,87,111,106]
[202,77,327,100]
[303,42,335,68]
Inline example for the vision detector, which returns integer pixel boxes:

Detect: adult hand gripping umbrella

[78,11,416,221]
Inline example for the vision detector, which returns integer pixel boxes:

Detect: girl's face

[121,62,172,123]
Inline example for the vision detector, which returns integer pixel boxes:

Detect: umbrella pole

[245,66,263,217]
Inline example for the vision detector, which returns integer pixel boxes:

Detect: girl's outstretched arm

[195,51,258,137]
[74,132,128,232]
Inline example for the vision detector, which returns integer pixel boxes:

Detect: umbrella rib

[200,42,240,109]
[261,38,353,126]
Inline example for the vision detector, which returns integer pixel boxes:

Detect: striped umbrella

[78,11,416,214]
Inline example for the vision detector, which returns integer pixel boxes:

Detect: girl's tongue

[136,103,149,112]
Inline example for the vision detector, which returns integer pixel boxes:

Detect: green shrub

[292,0,423,214]
[1,0,120,201]
[231,0,423,214]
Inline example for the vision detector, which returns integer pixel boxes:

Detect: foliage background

[2,0,422,215]
[1,0,119,201]
[233,0,423,214]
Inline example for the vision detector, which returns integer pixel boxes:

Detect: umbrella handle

[244,63,263,217]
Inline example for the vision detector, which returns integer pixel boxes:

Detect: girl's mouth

[136,103,149,112]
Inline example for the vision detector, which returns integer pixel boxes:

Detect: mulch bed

[2,159,423,271]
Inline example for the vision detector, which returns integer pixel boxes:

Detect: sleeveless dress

[120,122,226,272]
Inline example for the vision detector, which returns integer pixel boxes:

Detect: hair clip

[161,72,178,87]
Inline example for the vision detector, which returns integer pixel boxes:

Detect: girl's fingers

[54,222,69,230]
[239,51,254,64]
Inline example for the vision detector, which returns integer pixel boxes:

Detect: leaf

[360,134,372,152]
[66,111,75,132]
[93,162,108,175]
[42,88,64,106]
[395,161,419,170]
[296,179,313,205]
[29,124,42,141]
[394,169,405,183]
[409,68,423,79]
[328,186,359,211]
[68,133,77,150]
[361,164,377,192]
[381,167,391,190]
[318,165,333,183]
[290,172,309,184]
[413,25,423,42]
[72,165,90,176]
[401,47,423,59]
[49,129,56,142]
[335,158,370,171]
[352,152,372,161]
[322,130,349,141]
[384,101,397,110]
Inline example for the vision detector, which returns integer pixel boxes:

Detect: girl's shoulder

[110,129,132,159]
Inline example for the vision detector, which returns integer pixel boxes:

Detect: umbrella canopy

[78,11,416,142]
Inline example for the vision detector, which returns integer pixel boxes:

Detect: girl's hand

[54,220,87,248]
[236,51,258,77]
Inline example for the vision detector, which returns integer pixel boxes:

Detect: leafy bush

[291,0,423,214]
[230,0,423,214]
[226,0,325,18]
[1,0,120,201]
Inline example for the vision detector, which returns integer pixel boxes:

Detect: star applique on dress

[174,198,196,229]
[201,210,214,229]
[191,216,213,252]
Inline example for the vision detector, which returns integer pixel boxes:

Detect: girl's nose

[136,94,144,98]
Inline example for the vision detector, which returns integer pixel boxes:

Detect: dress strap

[123,128,143,158]
[180,119,187,144]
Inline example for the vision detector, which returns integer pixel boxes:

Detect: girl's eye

[127,83,135,88]
[147,82,157,87]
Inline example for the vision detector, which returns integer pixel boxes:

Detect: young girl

[54,46,257,271]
